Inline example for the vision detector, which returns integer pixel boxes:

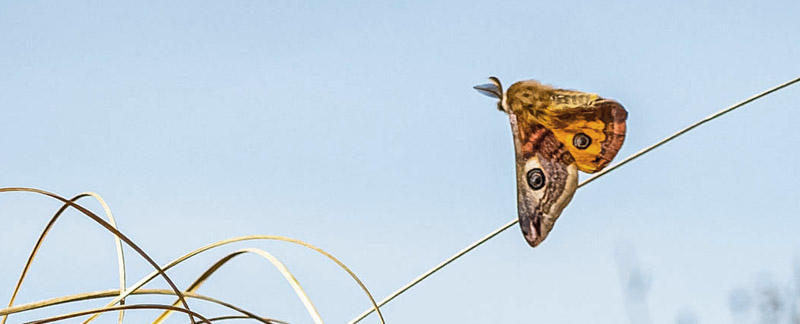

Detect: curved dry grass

[84,235,385,324]
[2,192,128,324]
[0,188,196,324]
[0,289,284,324]
[0,188,384,324]
[22,304,212,324]
[151,248,324,324]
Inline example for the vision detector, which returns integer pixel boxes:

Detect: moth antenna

[486,76,505,112]
[488,76,503,93]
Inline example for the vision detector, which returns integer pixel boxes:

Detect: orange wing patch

[548,99,627,173]
[550,119,607,173]
[505,80,628,174]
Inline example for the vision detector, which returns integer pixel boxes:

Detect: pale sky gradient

[2,1,800,324]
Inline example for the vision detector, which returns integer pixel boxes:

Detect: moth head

[517,153,578,247]
[473,76,506,112]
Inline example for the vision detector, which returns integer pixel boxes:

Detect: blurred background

[1,1,799,323]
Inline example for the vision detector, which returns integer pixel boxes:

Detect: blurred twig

[615,244,652,324]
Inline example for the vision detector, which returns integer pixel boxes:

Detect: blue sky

[1,1,800,323]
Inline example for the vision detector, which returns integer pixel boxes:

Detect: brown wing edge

[591,99,628,171]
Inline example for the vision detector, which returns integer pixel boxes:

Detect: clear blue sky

[2,1,799,323]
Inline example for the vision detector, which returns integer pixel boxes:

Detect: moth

[475,77,628,247]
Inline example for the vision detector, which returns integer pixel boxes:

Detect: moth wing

[544,97,628,173]
[509,115,579,247]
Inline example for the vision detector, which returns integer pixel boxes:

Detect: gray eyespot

[527,168,546,190]
[573,133,591,150]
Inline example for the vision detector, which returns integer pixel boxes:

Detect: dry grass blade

[88,235,384,324]
[151,248,323,324]
[1,192,127,324]
[0,289,286,324]
[348,75,800,323]
[21,304,211,324]
[0,188,197,324]
[185,315,269,324]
